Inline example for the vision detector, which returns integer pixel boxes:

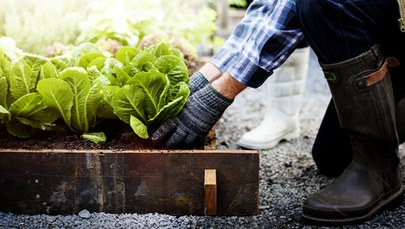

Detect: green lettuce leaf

[0,105,10,121]
[150,82,190,126]
[9,58,34,99]
[111,84,147,124]
[154,55,189,85]
[5,118,39,138]
[39,61,58,80]
[37,78,74,126]
[130,115,148,139]
[115,46,140,65]
[79,53,106,69]
[82,132,106,144]
[0,76,9,109]
[126,70,170,119]
[59,67,91,132]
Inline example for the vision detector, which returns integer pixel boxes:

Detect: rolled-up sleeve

[211,0,304,88]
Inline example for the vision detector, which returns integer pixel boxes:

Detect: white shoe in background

[237,47,310,150]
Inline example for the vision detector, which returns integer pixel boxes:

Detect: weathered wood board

[0,149,259,216]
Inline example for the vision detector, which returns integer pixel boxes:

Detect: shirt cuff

[210,48,271,88]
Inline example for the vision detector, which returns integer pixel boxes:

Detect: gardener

[152,0,405,225]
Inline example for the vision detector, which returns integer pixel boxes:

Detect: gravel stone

[78,209,91,219]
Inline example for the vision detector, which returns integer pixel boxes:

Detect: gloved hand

[151,84,232,149]
[188,71,209,95]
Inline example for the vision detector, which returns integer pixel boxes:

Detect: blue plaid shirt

[211,0,304,88]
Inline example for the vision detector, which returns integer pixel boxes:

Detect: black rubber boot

[302,44,404,225]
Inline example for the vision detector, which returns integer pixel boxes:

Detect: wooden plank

[204,169,217,215]
[0,149,259,216]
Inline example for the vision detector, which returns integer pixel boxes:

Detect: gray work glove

[188,72,209,95]
[151,84,232,149]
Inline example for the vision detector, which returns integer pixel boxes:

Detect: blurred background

[0,0,252,58]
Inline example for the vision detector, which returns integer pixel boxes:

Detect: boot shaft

[265,47,310,116]
[321,45,398,145]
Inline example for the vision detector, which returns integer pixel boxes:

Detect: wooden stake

[204,169,217,215]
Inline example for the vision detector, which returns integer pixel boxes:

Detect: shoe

[301,44,404,225]
[238,47,310,149]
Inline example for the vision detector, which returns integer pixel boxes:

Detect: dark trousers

[295,0,405,176]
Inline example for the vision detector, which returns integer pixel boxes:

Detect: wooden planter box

[0,130,259,216]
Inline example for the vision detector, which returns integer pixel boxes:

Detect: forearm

[199,62,222,82]
[197,62,246,100]
[211,72,246,100]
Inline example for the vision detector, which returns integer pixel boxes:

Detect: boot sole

[301,184,404,225]
[237,129,300,150]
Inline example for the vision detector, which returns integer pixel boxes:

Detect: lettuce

[0,52,59,138]
[109,43,190,139]
[0,42,190,142]
[37,67,106,134]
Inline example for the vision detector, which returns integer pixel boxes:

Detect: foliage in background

[228,0,248,8]
[0,0,219,58]
[0,0,92,55]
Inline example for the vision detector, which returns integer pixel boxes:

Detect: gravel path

[1,50,405,228]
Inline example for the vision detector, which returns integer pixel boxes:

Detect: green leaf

[154,43,171,57]
[23,54,49,82]
[16,117,56,131]
[169,48,184,60]
[0,104,11,121]
[59,67,91,132]
[0,53,11,76]
[85,76,105,127]
[130,53,157,71]
[114,65,130,85]
[98,85,119,119]
[79,53,105,69]
[111,84,147,124]
[88,56,106,70]
[51,57,69,71]
[37,78,73,126]
[87,65,103,82]
[154,55,189,85]
[5,118,38,138]
[9,58,34,99]
[116,46,140,65]
[40,61,58,80]
[150,82,190,126]
[82,132,106,144]
[130,115,148,139]
[102,57,122,75]
[0,76,9,109]
[126,71,170,119]
[71,43,102,62]
[8,92,59,124]
[9,93,43,117]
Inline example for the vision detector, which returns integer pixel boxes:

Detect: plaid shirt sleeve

[210,0,305,88]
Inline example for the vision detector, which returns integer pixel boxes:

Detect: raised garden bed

[0,121,259,216]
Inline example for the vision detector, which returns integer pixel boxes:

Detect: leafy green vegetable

[0,41,190,142]
[108,43,190,138]
[82,132,107,144]
[37,67,105,134]
[0,52,59,138]
[37,78,73,126]
[116,46,140,66]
